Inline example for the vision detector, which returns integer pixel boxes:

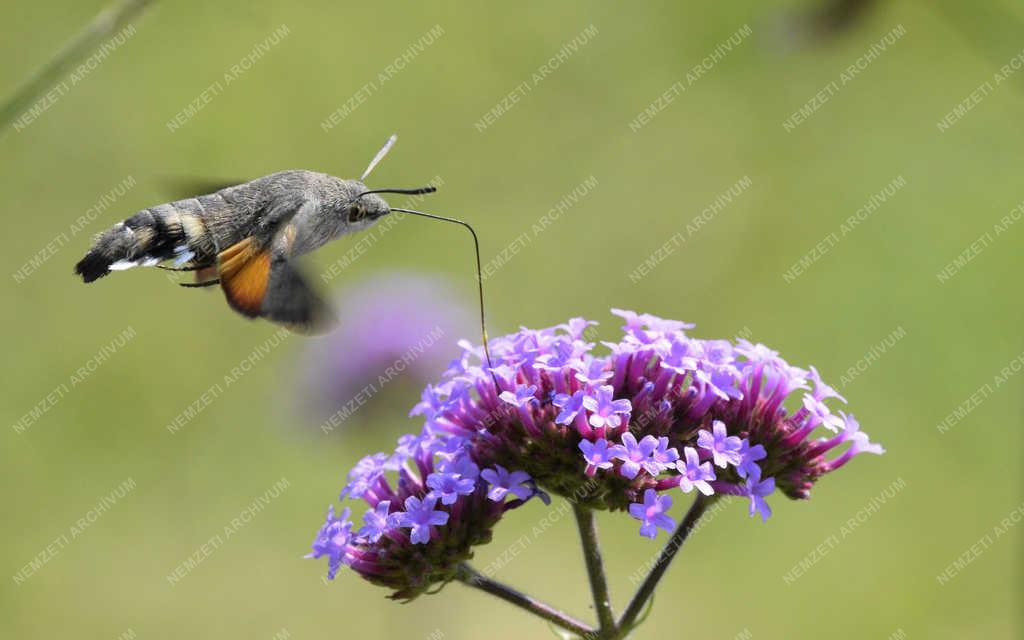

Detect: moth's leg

[179,279,220,288]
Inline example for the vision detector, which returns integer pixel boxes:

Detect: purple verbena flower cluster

[306,431,540,599]
[414,309,882,532]
[308,309,883,592]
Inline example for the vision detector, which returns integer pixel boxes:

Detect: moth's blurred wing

[261,256,336,335]
[160,177,247,200]
[216,218,335,334]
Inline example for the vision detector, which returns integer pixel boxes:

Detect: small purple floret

[392,495,449,544]
[676,447,716,496]
[736,439,767,480]
[426,472,476,506]
[579,438,615,476]
[628,489,675,539]
[553,390,586,425]
[610,432,658,479]
[357,501,391,543]
[305,505,352,579]
[582,385,632,430]
[697,420,743,468]
[500,384,538,408]
[746,475,775,522]
[481,465,533,501]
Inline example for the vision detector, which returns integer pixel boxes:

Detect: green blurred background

[2,1,1022,638]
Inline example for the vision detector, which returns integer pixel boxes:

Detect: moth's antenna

[361,134,398,181]
[389,207,499,389]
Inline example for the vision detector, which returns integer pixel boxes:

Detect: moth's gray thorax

[287,177,389,257]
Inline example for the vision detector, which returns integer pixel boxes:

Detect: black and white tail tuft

[75,208,191,282]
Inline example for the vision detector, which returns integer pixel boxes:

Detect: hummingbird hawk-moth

[74,135,492,342]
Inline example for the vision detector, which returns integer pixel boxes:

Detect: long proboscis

[388,207,498,386]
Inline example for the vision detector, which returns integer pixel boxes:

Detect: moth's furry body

[75,170,390,332]
[76,171,387,279]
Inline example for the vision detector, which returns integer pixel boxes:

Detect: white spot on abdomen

[109,259,138,271]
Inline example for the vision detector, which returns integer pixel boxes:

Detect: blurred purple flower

[296,272,474,429]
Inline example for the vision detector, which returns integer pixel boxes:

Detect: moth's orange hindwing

[217,238,271,317]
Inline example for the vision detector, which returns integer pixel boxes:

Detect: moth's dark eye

[347,206,365,223]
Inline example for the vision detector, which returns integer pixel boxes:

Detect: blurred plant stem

[0,0,157,132]
[457,495,717,639]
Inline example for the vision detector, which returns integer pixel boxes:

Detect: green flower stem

[456,562,597,638]
[458,495,716,638]
[615,494,717,637]
[572,503,616,635]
